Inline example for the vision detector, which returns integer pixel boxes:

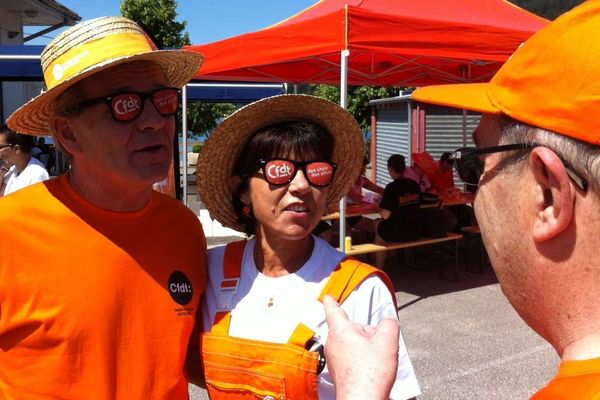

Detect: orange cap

[412,1,600,145]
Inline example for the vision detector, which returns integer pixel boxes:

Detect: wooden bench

[344,232,463,282]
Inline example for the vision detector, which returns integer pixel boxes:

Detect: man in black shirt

[374,154,422,267]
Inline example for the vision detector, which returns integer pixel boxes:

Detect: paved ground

[188,232,558,400]
[389,253,557,399]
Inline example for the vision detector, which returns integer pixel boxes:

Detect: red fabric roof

[186,0,547,86]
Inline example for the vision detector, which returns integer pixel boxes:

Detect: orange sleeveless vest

[201,240,396,399]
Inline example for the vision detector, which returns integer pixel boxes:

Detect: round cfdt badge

[168,271,193,305]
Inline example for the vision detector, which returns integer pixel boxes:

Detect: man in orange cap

[325,1,600,398]
[0,17,206,399]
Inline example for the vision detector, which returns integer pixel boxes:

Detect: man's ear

[51,116,82,155]
[529,147,575,242]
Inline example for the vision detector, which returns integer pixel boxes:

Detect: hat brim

[7,49,203,135]
[412,83,501,114]
[197,94,365,232]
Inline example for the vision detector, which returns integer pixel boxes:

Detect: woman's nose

[288,169,311,194]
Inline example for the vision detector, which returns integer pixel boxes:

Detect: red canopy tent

[185,0,547,86]
[184,0,547,244]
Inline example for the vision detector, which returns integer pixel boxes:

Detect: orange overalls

[201,240,396,400]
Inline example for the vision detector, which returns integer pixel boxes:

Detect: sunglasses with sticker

[256,158,337,187]
[76,88,180,122]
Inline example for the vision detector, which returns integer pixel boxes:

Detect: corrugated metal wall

[371,99,481,188]
[423,105,480,185]
[375,106,410,186]
[424,105,479,157]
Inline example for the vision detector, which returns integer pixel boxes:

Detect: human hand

[323,295,399,400]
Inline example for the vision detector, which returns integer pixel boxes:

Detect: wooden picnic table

[321,202,379,221]
[441,192,475,206]
[322,192,475,220]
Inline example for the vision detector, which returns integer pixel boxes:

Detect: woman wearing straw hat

[197,94,420,400]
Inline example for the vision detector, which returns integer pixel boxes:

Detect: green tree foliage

[120,0,234,138]
[309,85,399,132]
[187,102,237,139]
[120,0,190,47]
[510,0,584,20]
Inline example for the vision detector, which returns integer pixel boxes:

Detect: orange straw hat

[7,16,203,136]
[412,1,600,145]
[197,94,365,232]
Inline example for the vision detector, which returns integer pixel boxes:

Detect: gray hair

[499,116,600,195]
[47,85,85,163]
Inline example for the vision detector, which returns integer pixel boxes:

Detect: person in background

[347,156,384,204]
[30,137,47,159]
[404,152,433,193]
[325,2,600,398]
[430,152,455,194]
[0,158,9,191]
[373,154,422,267]
[432,152,473,230]
[0,125,49,196]
[30,137,42,159]
[0,17,206,399]
[197,94,420,400]
[329,155,386,243]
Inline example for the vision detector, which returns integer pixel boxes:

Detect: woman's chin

[265,226,315,243]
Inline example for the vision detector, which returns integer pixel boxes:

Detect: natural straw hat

[197,94,365,232]
[412,1,600,145]
[7,16,203,135]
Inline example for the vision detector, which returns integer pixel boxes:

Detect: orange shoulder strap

[223,240,247,279]
[288,322,317,347]
[318,258,397,309]
[212,240,247,332]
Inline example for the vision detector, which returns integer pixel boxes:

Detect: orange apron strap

[223,240,247,279]
[288,322,317,347]
[318,258,397,309]
[212,240,247,334]
[212,313,232,336]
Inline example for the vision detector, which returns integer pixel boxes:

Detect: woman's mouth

[285,203,309,213]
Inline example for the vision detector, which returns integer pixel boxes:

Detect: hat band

[45,32,153,89]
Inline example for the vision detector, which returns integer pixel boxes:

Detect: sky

[28,1,316,46]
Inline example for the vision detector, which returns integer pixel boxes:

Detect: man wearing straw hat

[324,1,600,398]
[0,17,206,398]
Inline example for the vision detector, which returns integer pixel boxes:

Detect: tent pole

[339,49,350,251]
[182,85,188,206]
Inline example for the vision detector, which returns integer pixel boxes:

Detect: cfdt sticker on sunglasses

[266,160,294,184]
[306,162,334,186]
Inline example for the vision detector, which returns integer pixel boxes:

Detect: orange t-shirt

[531,357,600,399]
[430,161,455,193]
[0,174,207,399]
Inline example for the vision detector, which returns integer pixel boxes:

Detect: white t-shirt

[202,236,421,400]
[3,157,49,196]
